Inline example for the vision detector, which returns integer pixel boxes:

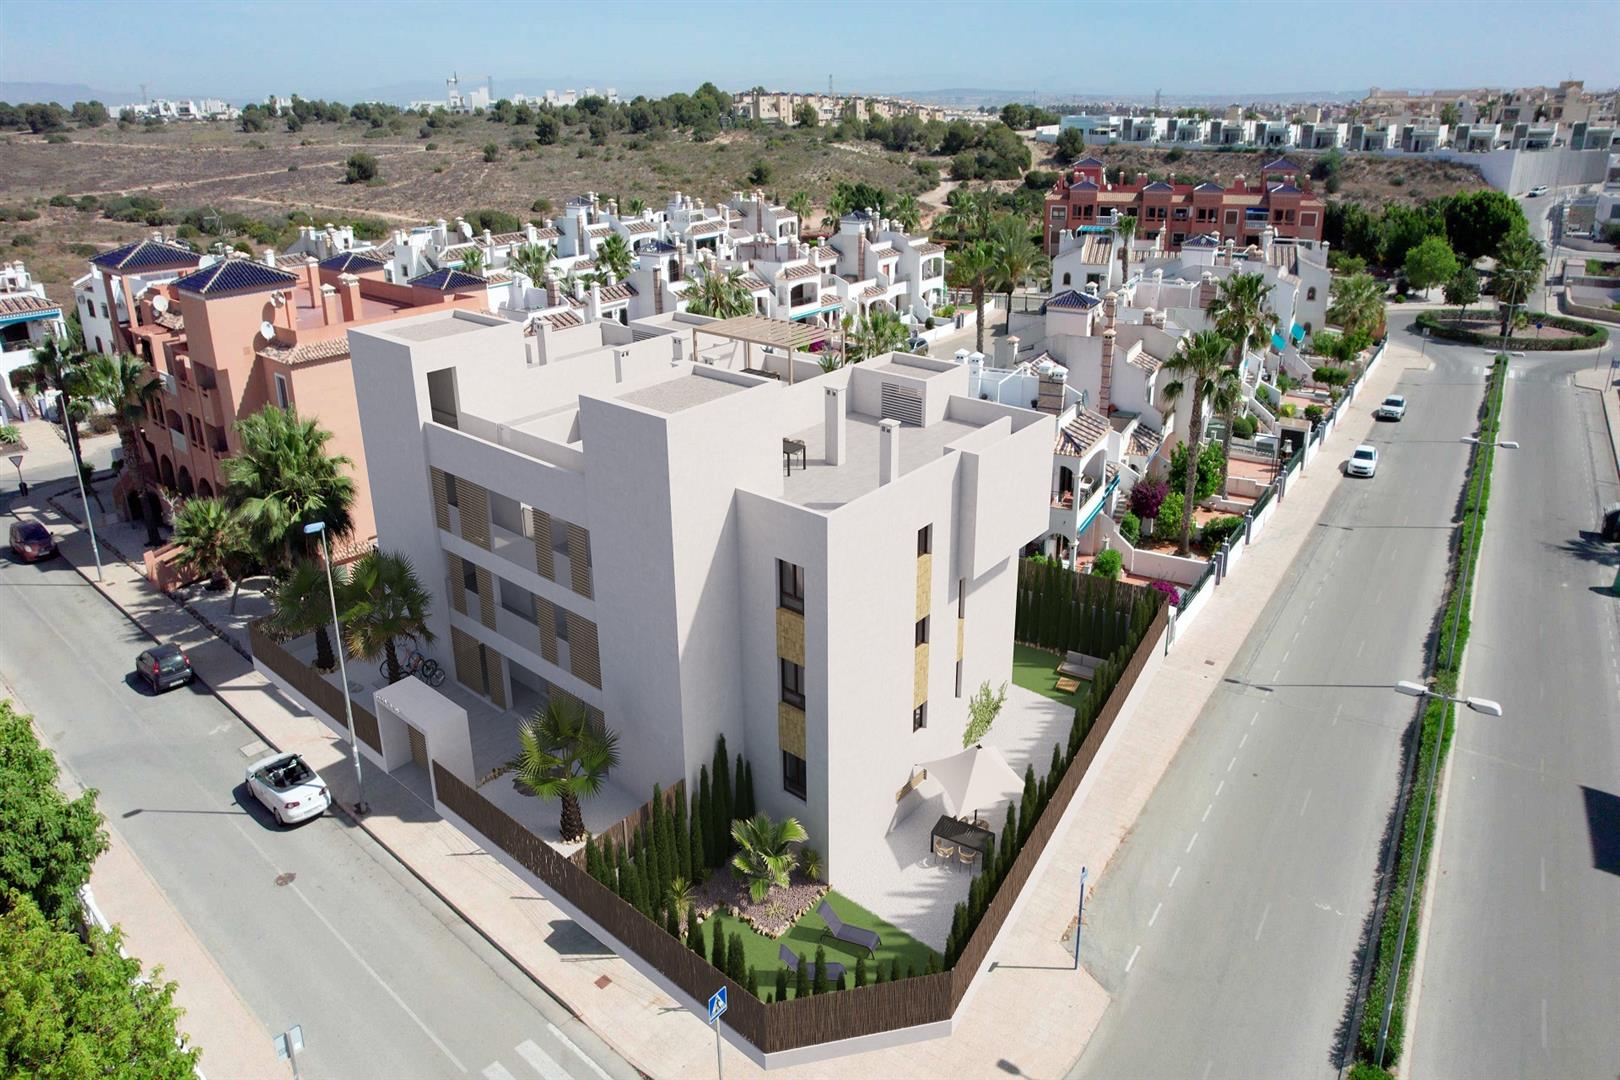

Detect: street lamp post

[1373,680,1504,1066]
[303,521,367,816]
[66,428,104,583]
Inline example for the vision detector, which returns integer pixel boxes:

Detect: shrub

[1149,579,1181,607]
[1201,515,1244,548]
[1119,511,1141,545]
[344,152,378,183]
[1155,490,1184,538]
[1091,549,1123,579]
[0,423,20,444]
[1231,413,1259,439]
[1169,441,1224,502]
[1129,478,1168,520]
[482,142,500,162]
[1305,404,1325,423]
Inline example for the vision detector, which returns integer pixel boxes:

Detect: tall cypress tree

[664,905,680,938]
[688,914,706,955]
[746,966,759,1000]
[734,753,751,820]
[649,784,666,895]
[1019,765,1038,843]
[697,766,713,869]
[584,834,603,885]
[673,784,691,881]
[774,965,789,1002]
[794,956,810,999]
[637,825,654,910]
[855,956,868,987]
[711,918,727,969]
[727,933,746,983]
[613,840,630,901]
[811,947,829,995]
[741,760,757,821]
[713,736,733,860]
[656,792,678,898]
[689,801,707,874]
[999,803,1017,872]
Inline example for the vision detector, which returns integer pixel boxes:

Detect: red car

[8,521,57,562]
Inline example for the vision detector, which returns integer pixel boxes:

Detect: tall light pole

[1373,680,1504,1067]
[61,403,104,582]
[304,521,367,816]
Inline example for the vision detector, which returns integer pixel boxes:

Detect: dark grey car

[137,644,193,693]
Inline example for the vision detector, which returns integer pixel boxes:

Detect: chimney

[303,257,320,303]
[1100,328,1117,415]
[320,283,341,325]
[587,281,602,322]
[612,347,629,383]
[482,228,493,248]
[545,271,560,309]
[824,385,846,465]
[878,418,900,486]
[524,223,538,244]
[262,247,277,267]
[995,334,1019,367]
[652,262,665,315]
[337,273,362,321]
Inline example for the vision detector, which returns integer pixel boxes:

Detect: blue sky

[2,0,1617,103]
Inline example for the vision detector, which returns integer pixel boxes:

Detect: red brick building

[1043,157,1326,255]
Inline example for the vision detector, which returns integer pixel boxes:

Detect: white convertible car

[246,752,331,825]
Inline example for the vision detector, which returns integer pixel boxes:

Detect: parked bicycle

[381,647,445,687]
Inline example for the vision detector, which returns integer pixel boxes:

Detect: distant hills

[0,81,134,105]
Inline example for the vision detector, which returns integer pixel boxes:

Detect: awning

[1270,332,1287,352]
[790,302,846,321]
[0,307,61,328]
[1290,323,1305,342]
[914,745,1024,820]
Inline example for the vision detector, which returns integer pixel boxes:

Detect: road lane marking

[1281,649,1290,664]
[1125,944,1141,972]
[1215,780,1225,797]
[1186,832,1199,853]
[1540,857,1546,893]
[483,1065,517,1080]
[1227,756,1237,772]
[1239,732,1249,749]
[1356,640,1366,658]
[516,1039,571,1080]
[1254,903,1271,940]
[1202,803,1212,822]
[1332,704,1342,727]
[546,1025,612,1080]
[1148,901,1163,927]
[1300,789,1313,817]
[1542,997,1548,1049]
[1250,712,1259,726]
[1168,866,1181,889]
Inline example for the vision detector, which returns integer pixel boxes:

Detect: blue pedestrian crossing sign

[708,986,728,1024]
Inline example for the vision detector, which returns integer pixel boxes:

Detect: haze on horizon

[2,0,1617,105]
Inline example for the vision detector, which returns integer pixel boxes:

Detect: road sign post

[708,985,728,1079]
[1073,866,1088,969]
[272,1024,305,1080]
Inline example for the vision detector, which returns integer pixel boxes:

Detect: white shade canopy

[916,745,1024,819]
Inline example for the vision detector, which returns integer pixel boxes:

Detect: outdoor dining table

[930,814,994,860]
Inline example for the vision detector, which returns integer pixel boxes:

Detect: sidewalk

[15,337,1423,1078]
[1572,359,1620,477]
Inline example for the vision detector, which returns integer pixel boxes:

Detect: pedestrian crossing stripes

[480,1026,612,1080]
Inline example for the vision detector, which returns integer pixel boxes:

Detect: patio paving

[837,684,1072,951]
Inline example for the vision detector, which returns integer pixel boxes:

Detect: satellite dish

[259,320,276,341]
[151,295,169,314]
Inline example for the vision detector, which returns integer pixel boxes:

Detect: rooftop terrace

[780,411,982,512]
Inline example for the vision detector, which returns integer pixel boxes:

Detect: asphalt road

[1407,350,1620,1077]
[1069,328,1491,1078]
[0,497,638,1080]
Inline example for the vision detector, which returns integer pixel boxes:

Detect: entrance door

[406,724,428,768]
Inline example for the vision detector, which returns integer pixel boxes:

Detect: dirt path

[218,194,420,223]
[70,148,427,199]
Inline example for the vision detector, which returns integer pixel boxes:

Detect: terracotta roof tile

[1055,406,1111,457]
[259,337,351,365]
[781,263,820,281]
[0,294,61,318]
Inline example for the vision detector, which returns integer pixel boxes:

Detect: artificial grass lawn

[701,888,939,983]
[1012,643,1083,710]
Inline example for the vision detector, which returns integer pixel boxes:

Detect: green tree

[1169,441,1225,502]
[811,946,830,995]
[785,191,813,225]
[685,266,755,319]
[267,560,342,672]
[990,216,1047,334]
[794,102,819,128]
[170,496,248,605]
[1441,189,1524,263]
[458,247,486,276]
[23,337,89,476]
[1113,213,1137,284]
[729,813,808,903]
[1444,267,1480,320]
[223,406,355,570]
[1055,126,1086,161]
[1161,330,1239,554]
[596,232,632,281]
[891,193,922,233]
[947,239,996,355]
[344,152,378,183]
[962,680,1008,747]
[534,112,561,145]
[76,352,158,477]
[0,702,108,926]
[0,892,198,1079]
[936,186,995,244]
[842,310,909,365]
[1491,231,1545,339]
[1206,272,1277,494]
[1403,234,1459,296]
[513,697,621,842]
[1327,272,1386,339]
[510,243,553,284]
[342,550,434,684]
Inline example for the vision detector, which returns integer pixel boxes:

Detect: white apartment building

[0,261,68,420]
[349,308,1052,875]
[73,234,207,357]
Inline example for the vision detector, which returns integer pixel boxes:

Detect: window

[273,372,290,410]
[955,659,964,698]
[1050,206,1067,222]
[917,525,932,556]
[554,604,570,643]
[915,617,930,647]
[461,558,478,593]
[780,658,805,709]
[1062,272,1072,286]
[777,558,804,613]
[1301,212,1317,227]
[445,473,459,507]
[958,578,966,619]
[1306,286,1317,301]
[912,702,928,731]
[782,750,807,800]
[1224,209,1238,225]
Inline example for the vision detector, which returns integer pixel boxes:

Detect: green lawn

[1012,643,1083,709]
[700,889,938,986]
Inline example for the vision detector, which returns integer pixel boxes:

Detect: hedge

[1412,310,1608,352]
[1356,355,1506,1068]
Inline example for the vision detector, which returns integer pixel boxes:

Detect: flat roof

[781,412,982,512]
[389,313,492,342]
[616,372,747,414]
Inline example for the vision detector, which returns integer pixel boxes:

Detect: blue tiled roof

[1183,234,1221,248]
[1142,181,1174,193]
[90,239,201,273]
[1073,156,1105,167]
[1044,289,1101,312]
[174,258,298,296]
[1270,183,1303,195]
[1070,179,1099,191]
[408,267,487,292]
[1194,181,1225,193]
[318,251,386,273]
[639,239,679,254]
[1262,157,1303,172]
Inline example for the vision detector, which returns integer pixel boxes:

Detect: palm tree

[171,496,248,607]
[947,239,996,355]
[937,186,995,245]
[77,351,159,477]
[845,310,909,364]
[991,216,1048,335]
[510,243,553,285]
[685,266,755,319]
[892,193,922,233]
[458,247,486,276]
[268,559,343,672]
[513,697,621,842]
[1207,273,1278,494]
[28,336,89,465]
[785,191,812,227]
[623,196,646,215]
[729,812,809,903]
[1161,330,1239,556]
[1113,213,1137,284]
[223,406,355,572]
[342,550,434,685]
[1492,231,1545,340]
[596,232,633,281]
[1327,272,1386,339]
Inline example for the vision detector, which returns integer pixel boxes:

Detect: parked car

[8,521,57,562]
[1375,395,1408,421]
[1348,444,1379,478]
[136,644,193,693]
[1527,185,1549,198]
[245,752,331,825]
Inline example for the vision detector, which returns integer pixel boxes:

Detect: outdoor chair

[957,846,980,870]
[817,899,882,956]
[780,942,845,984]
[933,837,957,863]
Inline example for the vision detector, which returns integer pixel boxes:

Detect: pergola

[689,314,829,385]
